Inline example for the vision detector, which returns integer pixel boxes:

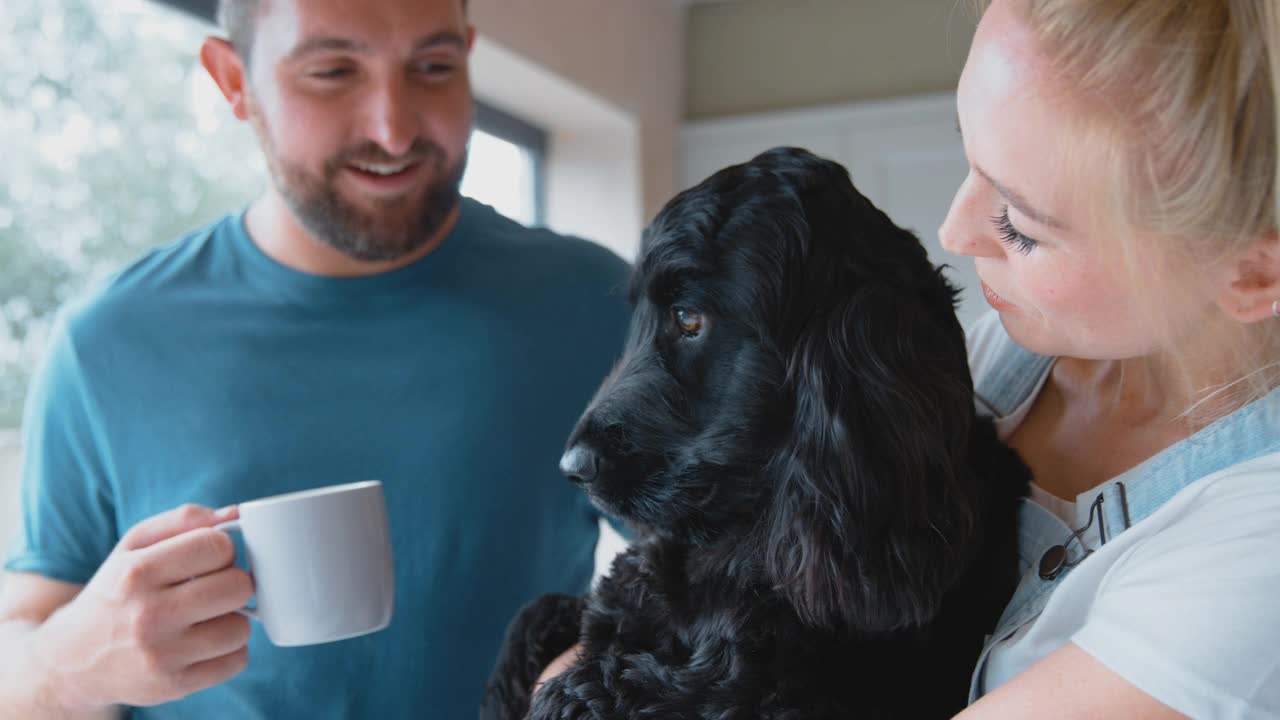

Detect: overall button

[1038,544,1067,581]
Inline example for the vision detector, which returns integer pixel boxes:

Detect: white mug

[215,480,395,647]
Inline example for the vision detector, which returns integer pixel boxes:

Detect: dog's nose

[560,445,601,485]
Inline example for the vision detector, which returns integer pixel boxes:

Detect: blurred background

[0,0,980,577]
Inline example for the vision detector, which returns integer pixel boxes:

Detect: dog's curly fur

[481,147,1030,719]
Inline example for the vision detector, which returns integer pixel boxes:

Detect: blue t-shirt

[6,199,632,718]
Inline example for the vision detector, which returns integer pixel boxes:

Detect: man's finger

[120,504,238,551]
[181,611,253,665]
[137,527,239,586]
[178,646,250,696]
[168,566,255,623]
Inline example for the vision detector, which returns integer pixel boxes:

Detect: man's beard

[266,136,468,263]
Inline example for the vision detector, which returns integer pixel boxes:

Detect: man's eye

[673,307,706,337]
[308,68,351,80]
[416,62,455,75]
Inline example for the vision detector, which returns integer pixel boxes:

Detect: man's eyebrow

[974,165,1069,231]
[284,36,370,62]
[284,31,466,62]
[413,31,468,51]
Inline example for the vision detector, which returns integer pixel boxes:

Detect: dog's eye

[673,307,706,337]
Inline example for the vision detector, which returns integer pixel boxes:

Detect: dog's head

[563,147,983,631]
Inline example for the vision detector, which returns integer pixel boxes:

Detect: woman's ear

[1217,231,1280,322]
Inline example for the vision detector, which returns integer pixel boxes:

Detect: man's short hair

[216,0,262,66]
[216,0,469,67]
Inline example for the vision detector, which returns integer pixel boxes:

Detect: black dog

[481,147,1029,719]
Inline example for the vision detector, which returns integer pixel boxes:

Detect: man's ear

[1217,231,1280,322]
[200,37,251,122]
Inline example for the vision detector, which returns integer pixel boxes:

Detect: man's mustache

[329,140,444,170]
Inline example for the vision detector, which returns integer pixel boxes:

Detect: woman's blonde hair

[970,0,1280,420]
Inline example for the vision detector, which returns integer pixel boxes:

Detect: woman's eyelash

[991,206,1038,255]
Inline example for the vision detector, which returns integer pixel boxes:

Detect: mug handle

[213,520,261,622]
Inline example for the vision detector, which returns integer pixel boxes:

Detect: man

[0,0,630,717]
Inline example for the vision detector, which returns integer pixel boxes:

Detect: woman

[948,0,1280,716]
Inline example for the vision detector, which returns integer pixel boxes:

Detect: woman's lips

[981,281,1018,312]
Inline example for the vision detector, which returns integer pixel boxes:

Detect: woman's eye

[992,206,1039,255]
[673,307,706,337]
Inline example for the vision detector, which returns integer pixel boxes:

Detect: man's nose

[362,80,418,157]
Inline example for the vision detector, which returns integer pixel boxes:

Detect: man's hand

[35,504,254,711]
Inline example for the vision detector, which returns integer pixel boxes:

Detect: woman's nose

[939,172,1004,259]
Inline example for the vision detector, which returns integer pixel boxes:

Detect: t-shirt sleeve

[1071,469,1280,719]
[4,311,117,584]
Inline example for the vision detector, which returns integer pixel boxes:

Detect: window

[462,130,543,228]
[464,104,548,227]
[0,0,548,429]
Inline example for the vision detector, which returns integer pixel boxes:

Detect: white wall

[470,37,642,260]
[686,0,977,119]
[470,0,686,259]
[681,93,986,330]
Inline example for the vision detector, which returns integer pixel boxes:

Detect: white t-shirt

[967,311,1280,719]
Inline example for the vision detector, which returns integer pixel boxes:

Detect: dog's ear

[764,275,981,632]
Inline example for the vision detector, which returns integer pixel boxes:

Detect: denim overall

[966,334,1280,702]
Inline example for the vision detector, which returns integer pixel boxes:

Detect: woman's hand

[533,642,582,696]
